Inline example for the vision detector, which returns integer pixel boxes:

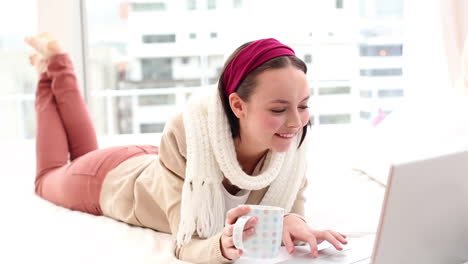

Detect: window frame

[38,0,90,101]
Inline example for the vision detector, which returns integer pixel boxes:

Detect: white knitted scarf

[177,89,308,246]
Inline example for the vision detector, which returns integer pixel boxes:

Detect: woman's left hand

[282,214,348,257]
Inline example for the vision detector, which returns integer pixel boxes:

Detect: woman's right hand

[220,205,257,260]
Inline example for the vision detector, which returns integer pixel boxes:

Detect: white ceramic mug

[233,205,284,259]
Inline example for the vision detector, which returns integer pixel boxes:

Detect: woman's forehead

[251,68,309,100]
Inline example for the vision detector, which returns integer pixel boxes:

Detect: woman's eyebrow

[269,95,310,104]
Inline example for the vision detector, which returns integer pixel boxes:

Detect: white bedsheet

[1,181,188,264]
[0,136,385,264]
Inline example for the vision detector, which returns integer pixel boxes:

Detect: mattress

[0,138,385,264]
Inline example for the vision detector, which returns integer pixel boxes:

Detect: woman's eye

[271,109,286,113]
[299,106,309,110]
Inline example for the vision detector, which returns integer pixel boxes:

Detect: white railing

[0,86,205,138]
[90,86,201,135]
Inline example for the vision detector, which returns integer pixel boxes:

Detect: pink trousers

[34,54,158,215]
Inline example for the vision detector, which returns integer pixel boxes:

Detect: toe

[47,40,63,55]
[38,32,53,40]
[28,53,40,66]
[25,37,45,54]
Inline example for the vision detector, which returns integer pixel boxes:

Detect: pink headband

[223,38,295,96]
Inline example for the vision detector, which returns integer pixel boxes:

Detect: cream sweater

[99,112,308,264]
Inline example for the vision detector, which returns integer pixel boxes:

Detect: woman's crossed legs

[27,34,157,215]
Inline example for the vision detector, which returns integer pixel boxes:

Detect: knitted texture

[177,89,308,246]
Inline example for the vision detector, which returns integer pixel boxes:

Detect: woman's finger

[223,235,235,248]
[330,230,348,244]
[221,235,244,260]
[225,248,243,260]
[221,239,243,261]
[306,234,319,257]
[224,224,234,237]
[225,215,257,238]
[228,227,256,247]
[242,226,256,240]
[244,217,257,230]
[282,230,295,254]
[224,226,255,246]
[322,231,343,251]
[225,205,251,225]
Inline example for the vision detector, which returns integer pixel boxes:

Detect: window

[0,1,37,140]
[113,96,133,134]
[318,86,351,95]
[83,0,404,137]
[336,0,344,9]
[360,68,403,77]
[142,34,176,44]
[360,111,371,119]
[378,89,404,98]
[360,44,403,57]
[131,2,166,12]
[233,0,242,8]
[138,94,176,106]
[141,58,173,80]
[181,57,190,64]
[187,0,196,10]
[360,90,372,98]
[140,123,165,133]
[207,0,216,10]
[319,114,351,124]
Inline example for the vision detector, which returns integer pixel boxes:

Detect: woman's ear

[228,93,245,119]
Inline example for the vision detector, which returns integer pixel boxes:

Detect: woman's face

[234,65,310,153]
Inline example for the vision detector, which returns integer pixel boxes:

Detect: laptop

[276,148,468,264]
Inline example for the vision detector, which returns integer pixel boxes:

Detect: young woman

[26,33,347,263]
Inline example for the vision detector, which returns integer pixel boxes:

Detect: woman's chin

[271,143,293,153]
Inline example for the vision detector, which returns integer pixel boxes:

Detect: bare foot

[28,53,47,76]
[24,32,64,59]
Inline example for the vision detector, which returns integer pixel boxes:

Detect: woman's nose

[286,110,302,128]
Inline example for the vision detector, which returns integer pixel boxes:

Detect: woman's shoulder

[160,88,216,157]
[160,112,187,158]
[164,112,185,133]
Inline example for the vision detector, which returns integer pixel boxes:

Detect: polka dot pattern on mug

[240,206,284,259]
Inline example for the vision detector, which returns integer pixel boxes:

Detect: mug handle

[232,215,253,250]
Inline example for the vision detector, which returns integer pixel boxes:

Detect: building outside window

[0,0,405,141]
[233,0,242,9]
[336,0,344,9]
[142,34,176,44]
[360,68,403,77]
[187,0,196,10]
[0,0,412,148]
[207,0,216,10]
[131,2,166,12]
[359,44,403,57]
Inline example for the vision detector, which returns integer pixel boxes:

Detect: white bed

[0,129,387,264]
[7,94,468,263]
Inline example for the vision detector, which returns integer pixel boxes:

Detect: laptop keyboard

[275,247,371,264]
[275,235,374,264]
[313,246,371,264]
